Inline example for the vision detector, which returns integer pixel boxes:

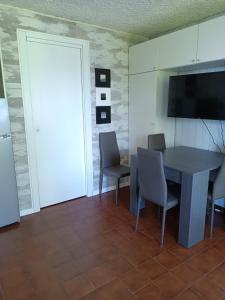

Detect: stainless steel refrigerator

[0,98,20,227]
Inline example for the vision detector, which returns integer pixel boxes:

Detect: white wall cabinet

[129,71,175,155]
[155,71,176,145]
[130,14,225,74]
[157,25,198,69]
[129,72,157,154]
[197,15,225,63]
[129,38,159,74]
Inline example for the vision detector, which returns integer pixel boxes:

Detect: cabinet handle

[192,59,196,62]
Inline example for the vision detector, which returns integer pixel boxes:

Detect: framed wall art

[95,68,111,124]
[96,88,111,106]
[95,68,111,88]
[96,106,111,124]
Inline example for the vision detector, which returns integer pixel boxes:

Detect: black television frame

[167,71,225,121]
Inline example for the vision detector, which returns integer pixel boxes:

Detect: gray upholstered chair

[135,147,179,247]
[99,131,130,205]
[148,132,176,213]
[208,159,225,239]
[148,133,166,152]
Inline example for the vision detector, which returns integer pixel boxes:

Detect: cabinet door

[129,72,158,155]
[155,71,175,148]
[198,15,225,63]
[129,39,159,74]
[158,25,198,69]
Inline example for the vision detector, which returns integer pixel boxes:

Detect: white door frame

[17,29,93,214]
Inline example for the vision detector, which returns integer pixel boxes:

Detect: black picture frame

[96,106,111,124]
[95,68,111,87]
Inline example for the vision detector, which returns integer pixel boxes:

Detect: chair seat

[103,165,130,178]
[167,194,179,209]
[167,184,180,209]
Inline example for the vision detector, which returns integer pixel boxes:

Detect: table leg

[178,171,209,248]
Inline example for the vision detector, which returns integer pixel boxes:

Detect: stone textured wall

[0,5,145,211]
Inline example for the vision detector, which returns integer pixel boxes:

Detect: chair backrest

[99,131,120,169]
[148,133,166,152]
[137,147,167,207]
[213,158,225,200]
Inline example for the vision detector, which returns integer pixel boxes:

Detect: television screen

[168,71,225,120]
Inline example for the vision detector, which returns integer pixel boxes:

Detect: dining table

[130,146,225,248]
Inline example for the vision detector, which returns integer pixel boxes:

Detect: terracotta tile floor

[0,187,225,300]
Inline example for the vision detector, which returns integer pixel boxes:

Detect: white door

[198,15,225,63]
[157,25,198,69]
[129,72,158,155]
[26,39,86,207]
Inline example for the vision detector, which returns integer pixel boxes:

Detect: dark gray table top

[163,146,225,174]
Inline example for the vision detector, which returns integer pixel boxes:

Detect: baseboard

[92,182,129,196]
[20,208,35,217]
[20,183,130,216]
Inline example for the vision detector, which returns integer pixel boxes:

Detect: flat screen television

[168,71,225,120]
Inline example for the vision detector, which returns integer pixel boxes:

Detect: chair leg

[135,196,142,231]
[210,199,215,240]
[115,178,120,206]
[160,208,167,248]
[99,169,103,199]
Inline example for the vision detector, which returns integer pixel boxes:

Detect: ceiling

[1,0,225,38]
